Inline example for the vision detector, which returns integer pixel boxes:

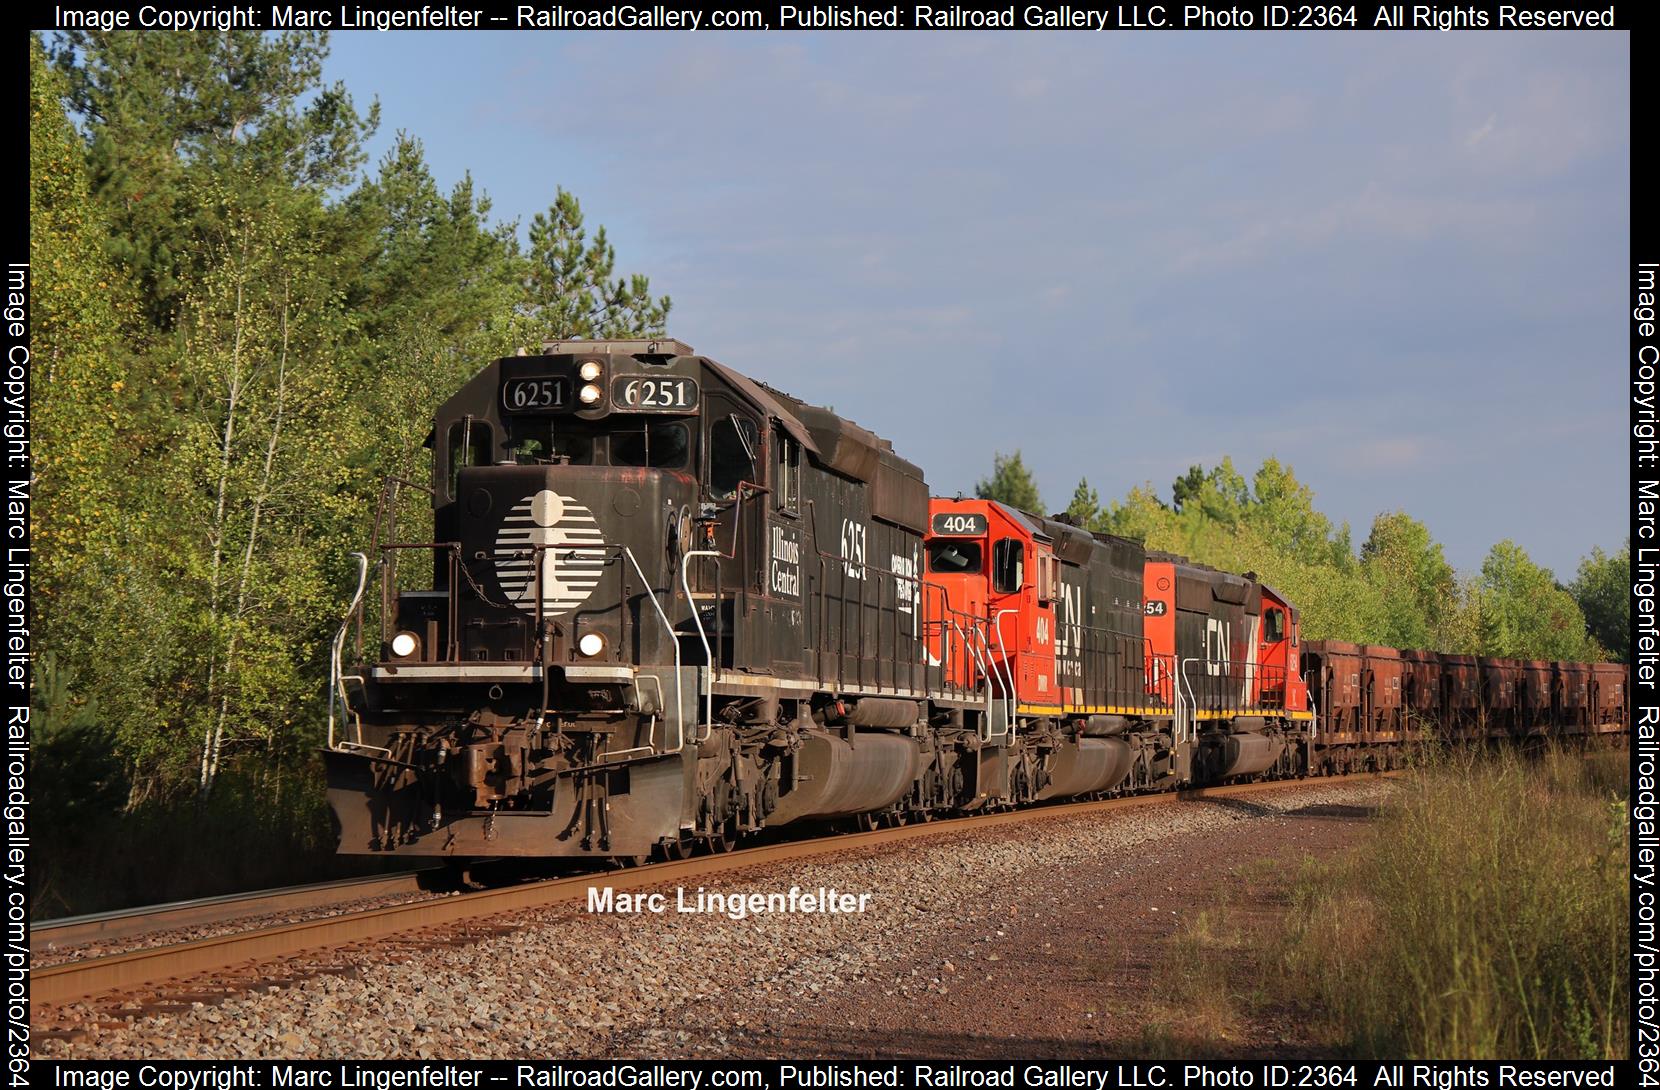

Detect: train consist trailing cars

[324,340,1628,862]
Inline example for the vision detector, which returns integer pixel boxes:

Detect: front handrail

[1180,658,1201,744]
[378,542,462,660]
[990,608,1020,740]
[967,624,1011,742]
[950,618,1003,743]
[329,552,370,749]
[619,545,684,754]
[1171,660,1186,747]
[1304,671,1318,741]
[680,548,722,741]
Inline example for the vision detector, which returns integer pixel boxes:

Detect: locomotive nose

[454,464,696,667]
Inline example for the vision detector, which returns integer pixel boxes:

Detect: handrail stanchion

[992,609,1020,740]
[1180,658,1202,745]
[619,545,685,754]
[680,549,721,742]
[329,552,370,750]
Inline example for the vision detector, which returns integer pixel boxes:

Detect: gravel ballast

[35,778,1394,1059]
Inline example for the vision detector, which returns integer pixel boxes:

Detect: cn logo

[1205,618,1232,676]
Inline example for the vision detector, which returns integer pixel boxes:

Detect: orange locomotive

[925,498,1317,795]
[925,497,1625,791]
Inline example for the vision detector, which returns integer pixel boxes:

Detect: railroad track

[34,772,1397,1010]
[32,869,451,950]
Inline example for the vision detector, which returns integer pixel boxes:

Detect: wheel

[655,834,693,862]
[706,821,737,854]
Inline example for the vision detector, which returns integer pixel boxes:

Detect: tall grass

[1280,747,1628,1059]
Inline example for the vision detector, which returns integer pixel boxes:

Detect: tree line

[976,451,1627,663]
[30,31,671,911]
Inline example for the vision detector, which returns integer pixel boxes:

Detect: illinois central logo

[492,490,606,616]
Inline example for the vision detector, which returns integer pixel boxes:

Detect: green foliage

[523,188,671,340]
[32,30,676,893]
[1361,511,1458,649]
[975,450,1042,513]
[1102,460,1386,644]
[30,35,156,787]
[50,30,378,328]
[1570,541,1629,663]
[1064,478,1106,530]
[1474,541,1601,661]
[1100,458,1604,658]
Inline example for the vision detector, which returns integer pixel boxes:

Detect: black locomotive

[327,339,998,861]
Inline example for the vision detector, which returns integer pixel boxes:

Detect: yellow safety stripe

[1015,704,1175,716]
[1012,704,1314,720]
[1193,709,1315,720]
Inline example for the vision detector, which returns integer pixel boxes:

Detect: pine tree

[1065,478,1103,530]
[50,30,377,329]
[975,451,1042,513]
[523,189,671,341]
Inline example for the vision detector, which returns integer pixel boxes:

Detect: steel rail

[34,772,1396,1008]
[31,869,446,949]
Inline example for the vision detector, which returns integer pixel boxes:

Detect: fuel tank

[1035,737,1134,799]
[1212,730,1285,779]
[766,729,920,824]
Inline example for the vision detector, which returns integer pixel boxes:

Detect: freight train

[323,339,1628,862]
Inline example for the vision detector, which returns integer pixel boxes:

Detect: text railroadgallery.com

[48,4,1629,33]
[35,1062,1627,1089]
[1637,261,1660,1082]
[5,256,28,1081]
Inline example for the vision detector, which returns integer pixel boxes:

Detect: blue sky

[323,30,1629,579]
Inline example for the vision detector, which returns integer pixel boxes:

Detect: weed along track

[33,774,1395,1055]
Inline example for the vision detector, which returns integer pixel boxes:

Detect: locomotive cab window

[927,539,982,574]
[611,421,690,469]
[445,419,493,495]
[776,433,801,513]
[1035,553,1059,605]
[1263,608,1285,642]
[708,413,760,501]
[992,538,1024,594]
[510,420,596,466]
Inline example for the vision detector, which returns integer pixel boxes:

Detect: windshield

[611,421,691,469]
[510,420,595,465]
[927,539,982,574]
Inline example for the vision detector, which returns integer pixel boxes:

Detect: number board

[930,512,988,537]
[501,375,572,414]
[611,374,700,413]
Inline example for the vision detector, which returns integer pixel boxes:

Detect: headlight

[578,360,603,381]
[578,632,606,658]
[391,631,419,659]
[579,383,602,405]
